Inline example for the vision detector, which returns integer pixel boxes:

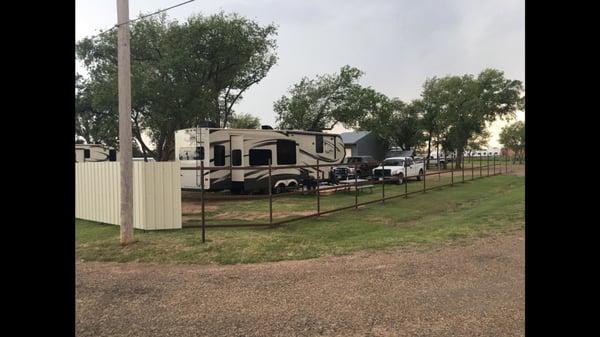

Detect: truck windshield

[382,159,404,166]
[345,157,361,163]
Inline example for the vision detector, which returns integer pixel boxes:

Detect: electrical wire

[86,0,197,40]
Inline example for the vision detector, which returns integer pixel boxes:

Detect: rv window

[178,147,204,161]
[316,135,323,153]
[214,145,225,166]
[109,149,117,161]
[84,149,90,159]
[249,149,272,166]
[194,147,204,160]
[232,150,242,166]
[277,140,296,165]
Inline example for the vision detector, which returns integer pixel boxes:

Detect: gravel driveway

[76,231,524,337]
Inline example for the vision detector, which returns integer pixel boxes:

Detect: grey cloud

[76,0,524,134]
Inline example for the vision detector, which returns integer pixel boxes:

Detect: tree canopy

[274,67,523,164]
[229,113,261,129]
[420,69,524,167]
[499,120,525,163]
[274,66,369,130]
[76,12,278,160]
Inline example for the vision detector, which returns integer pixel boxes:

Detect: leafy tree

[464,129,491,156]
[229,113,261,129]
[75,74,119,147]
[420,69,524,168]
[499,120,525,163]
[389,100,426,150]
[76,12,278,160]
[274,66,367,130]
[350,88,397,150]
[420,80,448,167]
[356,95,425,151]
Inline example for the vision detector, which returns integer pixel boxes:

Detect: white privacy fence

[75,162,182,230]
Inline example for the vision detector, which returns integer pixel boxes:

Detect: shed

[340,131,386,161]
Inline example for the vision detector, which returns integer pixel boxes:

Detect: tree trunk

[456,146,463,169]
[425,137,432,168]
[436,143,440,170]
[161,133,175,161]
[133,130,156,160]
[214,89,221,127]
[518,150,523,164]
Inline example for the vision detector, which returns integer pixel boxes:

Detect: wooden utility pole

[117,0,134,245]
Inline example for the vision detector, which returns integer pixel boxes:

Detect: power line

[117,0,196,27]
[86,0,197,40]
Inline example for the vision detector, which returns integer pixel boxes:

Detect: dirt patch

[76,231,524,337]
[181,202,219,214]
[185,210,317,221]
[510,165,525,177]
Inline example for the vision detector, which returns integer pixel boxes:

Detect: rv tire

[273,184,286,194]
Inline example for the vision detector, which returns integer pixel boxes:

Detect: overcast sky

[76,0,524,148]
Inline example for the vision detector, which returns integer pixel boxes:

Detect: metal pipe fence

[182,156,514,242]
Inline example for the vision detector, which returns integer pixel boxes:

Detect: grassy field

[76,173,524,265]
[183,164,510,225]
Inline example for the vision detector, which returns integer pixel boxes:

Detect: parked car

[372,156,425,184]
[331,156,379,180]
[426,153,456,169]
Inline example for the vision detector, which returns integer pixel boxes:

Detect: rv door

[230,135,244,192]
[177,128,208,190]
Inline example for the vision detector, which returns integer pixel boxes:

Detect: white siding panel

[75,162,181,230]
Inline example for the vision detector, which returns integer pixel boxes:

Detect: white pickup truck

[372,156,425,184]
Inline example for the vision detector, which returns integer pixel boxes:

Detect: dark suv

[331,156,379,180]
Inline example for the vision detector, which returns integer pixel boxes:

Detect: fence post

[493,154,496,175]
[200,161,205,243]
[462,153,465,182]
[487,155,490,177]
[506,154,508,175]
[316,159,320,216]
[404,165,408,198]
[471,154,474,180]
[354,163,358,209]
[451,155,454,186]
[423,161,426,193]
[480,155,482,178]
[268,159,273,226]
[381,162,385,204]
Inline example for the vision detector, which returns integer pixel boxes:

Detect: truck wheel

[396,173,404,185]
[417,169,424,181]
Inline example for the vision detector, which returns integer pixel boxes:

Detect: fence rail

[185,155,514,243]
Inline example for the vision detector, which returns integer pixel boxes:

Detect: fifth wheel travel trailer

[75,144,117,163]
[175,127,346,193]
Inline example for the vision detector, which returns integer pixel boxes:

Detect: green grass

[76,174,524,265]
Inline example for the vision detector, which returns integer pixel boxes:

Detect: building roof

[340,131,370,144]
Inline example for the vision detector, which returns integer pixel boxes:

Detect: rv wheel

[273,184,286,194]
[417,169,423,181]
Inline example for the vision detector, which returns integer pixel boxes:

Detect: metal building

[340,131,386,161]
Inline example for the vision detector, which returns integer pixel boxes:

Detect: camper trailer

[75,144,117,163]
[175,127,346,193]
